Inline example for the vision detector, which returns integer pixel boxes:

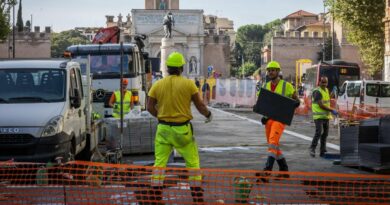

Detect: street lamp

[12,1,15,58]
[5,0,16,58]
[322,0,326,62]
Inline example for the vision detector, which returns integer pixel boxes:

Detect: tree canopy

[239,62,258,77]
[326,0,385,76]
[0,0,17,40]
[236,24,265,67]
[231,20,282,78]
[16,0,23,32]
[51,30,89,58]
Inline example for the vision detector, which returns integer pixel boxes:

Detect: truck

[0,60,99,162]
[64,43,150,118]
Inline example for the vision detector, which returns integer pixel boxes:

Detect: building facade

[125,0,234,78]
[265,10,366,82]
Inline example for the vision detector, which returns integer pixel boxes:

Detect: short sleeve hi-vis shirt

[148,75,199,123]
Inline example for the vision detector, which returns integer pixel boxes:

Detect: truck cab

[337,80,390,119]
[0,60,90,162]
[65,44,149,118]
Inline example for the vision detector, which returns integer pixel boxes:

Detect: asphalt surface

[123,106,370,174]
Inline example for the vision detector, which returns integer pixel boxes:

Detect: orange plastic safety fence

[338,103,390,121]
[0,161,389,204]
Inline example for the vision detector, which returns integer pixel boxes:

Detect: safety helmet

[122,79,129,85]
[266,61,281,71]
[166,52,186,68]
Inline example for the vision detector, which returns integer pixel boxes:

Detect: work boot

[190,186,204,203]
[256,156,275,183]
[309,147,315,158]
[275,158,289,179]
[320,146,327,158]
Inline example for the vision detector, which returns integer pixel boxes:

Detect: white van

[337,80,390,118]
[0,60,96,162]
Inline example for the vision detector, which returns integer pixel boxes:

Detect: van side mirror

[71,89,81,108]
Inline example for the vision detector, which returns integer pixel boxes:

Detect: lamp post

[12,2,15,58]
[322,0,326,62]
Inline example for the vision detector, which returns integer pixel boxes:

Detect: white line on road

[209,107,340,151]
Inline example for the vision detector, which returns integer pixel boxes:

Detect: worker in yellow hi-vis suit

[146,52,212,204]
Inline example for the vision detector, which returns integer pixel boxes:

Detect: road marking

[209,107,340,151]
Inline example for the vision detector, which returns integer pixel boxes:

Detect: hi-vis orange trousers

[265,119,286,159]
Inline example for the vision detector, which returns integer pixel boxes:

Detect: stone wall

[203,35,231,78]
[272,37,323,81]
[0,27,51,59]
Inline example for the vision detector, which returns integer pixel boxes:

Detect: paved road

[123,106,368,174]
[221,108,340,145]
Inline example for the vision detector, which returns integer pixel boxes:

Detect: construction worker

[146,52,212,203]
[309,76,338,157]
[108,79,133,118]
[257,61,299,181]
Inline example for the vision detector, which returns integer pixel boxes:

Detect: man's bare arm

[147,97,158,118]
[191,93,210,117]
[318,101,334,112]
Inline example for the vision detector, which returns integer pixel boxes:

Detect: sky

[21,0,325,32]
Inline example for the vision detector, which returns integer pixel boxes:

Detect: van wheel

[77,136,92,161]
[64,140,76,162]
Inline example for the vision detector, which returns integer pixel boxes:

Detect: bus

[65,43,150,118]
[302,60,360,109]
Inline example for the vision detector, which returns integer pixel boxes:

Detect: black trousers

[310,119,329,153]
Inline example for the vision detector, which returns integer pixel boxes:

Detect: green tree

[325,0,385,76]
[317,37,340,62]
[51,29,89,57]
[16,0,22,32]
[25,19,30,31]
[262,19,283,46]
[0,0,17,40]
[236,24,266,67]
[239,62,257,78]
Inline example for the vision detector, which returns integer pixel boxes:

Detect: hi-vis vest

[257,79,294,98]
[112,90,132,118]
[311,87,331,120]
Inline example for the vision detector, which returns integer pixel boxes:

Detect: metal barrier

[0,161,389,204]
[215,79,257,107]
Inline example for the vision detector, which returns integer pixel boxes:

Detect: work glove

[331,110,338,116]
[205,111,213,123]
[261,117,269,125]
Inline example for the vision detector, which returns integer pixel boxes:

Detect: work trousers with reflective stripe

[265,119,286,160]
[152,123,201,187]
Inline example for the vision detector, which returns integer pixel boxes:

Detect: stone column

[160,38,176,77]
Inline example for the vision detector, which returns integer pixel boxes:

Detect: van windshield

[0,69,66,103]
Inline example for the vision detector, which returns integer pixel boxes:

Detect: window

[70,69,78,95]
[339,83,346,96]
[347,82,361,97]
[366,84,380,97]
[0,69,65,103]
[380,84,390,97]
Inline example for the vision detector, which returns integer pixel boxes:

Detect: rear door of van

[379,83,390,108]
